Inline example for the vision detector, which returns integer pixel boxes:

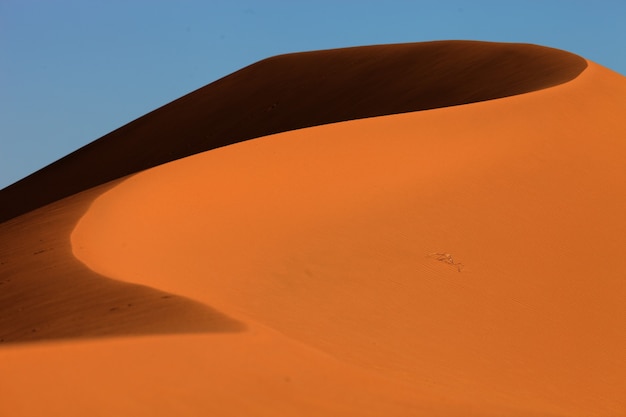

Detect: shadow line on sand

[0,179,245,346]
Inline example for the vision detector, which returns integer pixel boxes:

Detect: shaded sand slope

[0,181,243,344]
[68,61,626,416]
[0,41,586,222]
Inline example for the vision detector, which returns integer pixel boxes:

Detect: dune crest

[69,61,626,415]
[0,41,586,222]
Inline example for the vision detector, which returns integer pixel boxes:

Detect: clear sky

[2,0,625,190]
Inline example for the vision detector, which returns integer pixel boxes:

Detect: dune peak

[0,40,587,222]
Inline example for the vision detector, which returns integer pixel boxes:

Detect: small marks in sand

[429,252,464,272]
[108,303,134,313]
[33,248,53,255]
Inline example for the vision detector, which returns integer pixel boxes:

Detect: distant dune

[1,41,624,416]
[0,41,585,222]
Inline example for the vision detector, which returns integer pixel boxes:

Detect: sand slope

[1,42,625,416]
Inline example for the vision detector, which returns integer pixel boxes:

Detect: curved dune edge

[66,61,626,416]
[0,40,587,222]
[0,181,244,345]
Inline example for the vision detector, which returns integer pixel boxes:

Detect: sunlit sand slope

[0,41,585,222]
[66,61,626,416]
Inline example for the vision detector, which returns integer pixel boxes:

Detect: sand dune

[1,41,625,416]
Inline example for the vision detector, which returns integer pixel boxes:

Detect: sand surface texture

[1,41,625,416]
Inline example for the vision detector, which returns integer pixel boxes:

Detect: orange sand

[1,42,625,416]
[65,61,626,415]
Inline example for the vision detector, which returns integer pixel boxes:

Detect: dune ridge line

[0,40,586,223]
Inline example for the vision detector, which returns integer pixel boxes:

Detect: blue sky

[2,0,625,190]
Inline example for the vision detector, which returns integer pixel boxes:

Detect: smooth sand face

[53,61,626,416]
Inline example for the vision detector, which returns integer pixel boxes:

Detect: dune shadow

[0,181,244,346]
[0,270,245,346]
